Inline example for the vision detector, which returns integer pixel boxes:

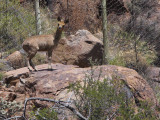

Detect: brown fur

[22,17,68,71]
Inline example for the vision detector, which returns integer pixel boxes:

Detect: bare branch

[87,102,92,120]
[22,97,67,118]
[62,92,73,120]
[0,115,6,119]
[4,116,22,120]
[59,102,88,120]
[108,110,118,120]
[4,97,86,120]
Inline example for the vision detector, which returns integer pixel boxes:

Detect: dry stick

[4,116,22,120]
[62,92,73,120]
[23,97,62,118]
[108,110,119,120]
[59,102,88,120]
[22,97,87,120]
[87,102,92,120]
[0,115,6,120]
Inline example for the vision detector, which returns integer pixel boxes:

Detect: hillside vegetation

[1,0,160,119]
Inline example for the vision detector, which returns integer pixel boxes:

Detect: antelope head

[57,17,69,32]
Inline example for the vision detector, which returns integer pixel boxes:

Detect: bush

[0,97,22,119]
[70,68,159,119]
[0,0,36,53]
[122,53,149,75]
[70,68,127,119]
[108,54,126,67]
[117,101,157,120]
[120,0,159,66]
[108,27,157,74]
[30,107,58,120]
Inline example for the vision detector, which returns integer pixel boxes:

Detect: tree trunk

[102,0,108,64]
[35,0,42,35]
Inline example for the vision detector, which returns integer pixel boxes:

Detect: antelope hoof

[48,66,52,71]
[28,67,33,72]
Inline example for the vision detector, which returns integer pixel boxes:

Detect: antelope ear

[57,16,61,21]
[64,19,69,24]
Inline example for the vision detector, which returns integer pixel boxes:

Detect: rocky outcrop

[145,67,160,94]
[52,30,103,67]
[0,59,13,71]
[6,51,26,69]
[5,30,102,70]
[3,64,157,107]
[5,30,103,68]
[146,67,160,83]
[50,0,128,33]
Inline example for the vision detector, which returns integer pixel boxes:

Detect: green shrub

[109,29,156,74]
[122,52,149,75]
[70,68,158,119]
[0,97,23,118]
[108,54,126,67]
[117,101,157,120]
[70,69,127,119]
[30,107,58,120]
[101,23,157,71]
[119,0,159,66]
[0,0,36,52]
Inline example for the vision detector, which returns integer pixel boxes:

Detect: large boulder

[6,51,26,69]
[3,64,157,106]
[2,64,157,119]
[52,30,103,67]
[4,30,103,69]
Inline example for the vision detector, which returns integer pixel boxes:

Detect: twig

[5,97,86,120]
[4,116,22,120]
[59,102,88,120]
[87,102,92,120]
[108,110,118,120]
[22,97,67,118]
[62,92,73,120]
[0,115,6,119]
